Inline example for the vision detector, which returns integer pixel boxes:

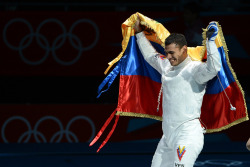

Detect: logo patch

[159,55,166,60]
[177,145,186,161]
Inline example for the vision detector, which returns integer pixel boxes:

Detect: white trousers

[151,119,204,167]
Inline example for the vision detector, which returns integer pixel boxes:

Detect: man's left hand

[206,21,218,41]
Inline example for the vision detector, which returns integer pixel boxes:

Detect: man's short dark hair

[165,33,187,49]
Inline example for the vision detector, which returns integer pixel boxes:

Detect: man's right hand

[134,15,143,34]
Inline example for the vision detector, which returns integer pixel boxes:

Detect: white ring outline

[3,18,34,50]
[1,116,32,143]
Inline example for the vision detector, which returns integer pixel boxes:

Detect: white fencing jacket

[136,32,221,140]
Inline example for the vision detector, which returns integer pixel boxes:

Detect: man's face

[164,43,187,66]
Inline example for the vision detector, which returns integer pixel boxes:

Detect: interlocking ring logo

[1,115,96,143]
[3,18,99,65]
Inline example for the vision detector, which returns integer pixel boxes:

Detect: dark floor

[0,138,249,167]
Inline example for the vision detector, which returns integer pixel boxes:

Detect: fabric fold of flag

[90,12,248,152]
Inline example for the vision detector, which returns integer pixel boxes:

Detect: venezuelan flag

[201,28,248,132]
[90,12,248,152]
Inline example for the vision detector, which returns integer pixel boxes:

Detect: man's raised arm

[194,22,221,84]
[134,16,170,75]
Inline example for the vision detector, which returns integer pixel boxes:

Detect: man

[134,17,221,167]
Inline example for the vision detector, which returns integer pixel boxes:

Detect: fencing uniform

[136,32,221,167]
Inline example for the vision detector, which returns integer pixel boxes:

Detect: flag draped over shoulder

[90,12,248,152]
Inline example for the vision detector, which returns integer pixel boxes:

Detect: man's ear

[182,45,187,52]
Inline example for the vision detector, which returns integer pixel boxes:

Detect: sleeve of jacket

[136,32,171,75]
[194,40,221,85]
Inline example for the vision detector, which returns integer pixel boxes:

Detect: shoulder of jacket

[190,60,203,66]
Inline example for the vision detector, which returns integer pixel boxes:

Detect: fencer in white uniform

[135,21,221,167]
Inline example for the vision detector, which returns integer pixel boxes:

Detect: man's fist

[206,21,218,41]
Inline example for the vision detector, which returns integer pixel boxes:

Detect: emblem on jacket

[177,145,186,161]
[159,55,166,60]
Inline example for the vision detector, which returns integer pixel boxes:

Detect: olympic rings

[3,18,99,65]
[1,115,96,143]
